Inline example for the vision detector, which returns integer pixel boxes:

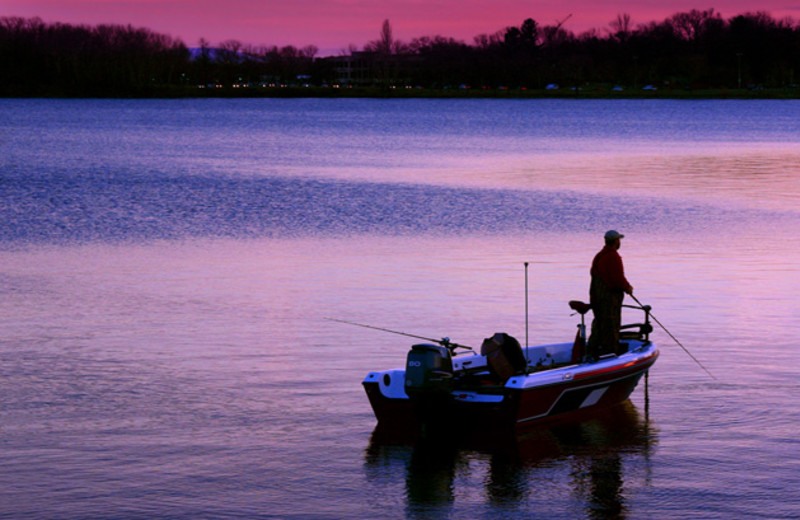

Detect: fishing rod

[629,294,716,380]
[325,317,475,352]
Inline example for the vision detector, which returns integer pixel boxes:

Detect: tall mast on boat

[524,262,530,367]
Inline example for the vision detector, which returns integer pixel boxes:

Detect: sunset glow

[4,0,799,55]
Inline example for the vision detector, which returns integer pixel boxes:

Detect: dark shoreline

[4,86,800,100]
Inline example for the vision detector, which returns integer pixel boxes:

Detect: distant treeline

[1,11,799,97]
[0,17,189,96]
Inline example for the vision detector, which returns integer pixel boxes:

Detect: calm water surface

[1,99,799,519]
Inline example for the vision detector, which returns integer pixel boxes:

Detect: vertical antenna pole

[524,262,530,352]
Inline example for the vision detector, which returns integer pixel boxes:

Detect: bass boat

[361,300,658,431]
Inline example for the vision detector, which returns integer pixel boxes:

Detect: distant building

[325,52,375,86]
[324,51,419,87]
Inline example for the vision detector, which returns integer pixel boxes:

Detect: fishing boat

[358,300,658,431]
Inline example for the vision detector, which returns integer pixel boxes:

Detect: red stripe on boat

[575,351,657,380]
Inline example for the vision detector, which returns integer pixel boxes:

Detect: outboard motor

[404,343,454,398]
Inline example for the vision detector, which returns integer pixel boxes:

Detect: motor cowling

[481,332,527,381]
[404,343,454,398]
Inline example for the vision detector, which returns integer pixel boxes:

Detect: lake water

[1,98,799,519]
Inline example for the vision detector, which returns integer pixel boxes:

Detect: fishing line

[629,294,716,380]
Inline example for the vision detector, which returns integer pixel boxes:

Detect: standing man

[588,230,633,358]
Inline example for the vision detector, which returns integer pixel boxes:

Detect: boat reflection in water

[364,400,657,519]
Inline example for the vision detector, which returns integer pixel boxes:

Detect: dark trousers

[587,277,623,357]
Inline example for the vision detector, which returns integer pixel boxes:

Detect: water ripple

[1,172,788,247]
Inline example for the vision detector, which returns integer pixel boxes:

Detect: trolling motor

[621,302,654,342]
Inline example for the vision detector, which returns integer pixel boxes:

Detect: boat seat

[568,300,592,315]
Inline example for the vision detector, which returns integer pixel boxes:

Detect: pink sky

[4,1,799,55]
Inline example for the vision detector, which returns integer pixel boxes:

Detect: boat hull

[363,342,658,430]
[512,361,651,426]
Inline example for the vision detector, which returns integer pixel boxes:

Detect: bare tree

[610,13,632,41]
[300,45,318,59]
[366,19,394,55]
[669,9,721,41]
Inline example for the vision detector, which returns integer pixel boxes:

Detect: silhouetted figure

[588,230,633,358]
